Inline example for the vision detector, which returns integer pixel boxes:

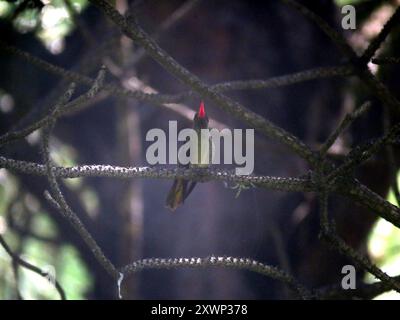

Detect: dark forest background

[0,0,400,300]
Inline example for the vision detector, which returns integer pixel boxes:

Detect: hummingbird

[165,101,210,211]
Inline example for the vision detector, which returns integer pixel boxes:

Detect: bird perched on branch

[166,101,210,211]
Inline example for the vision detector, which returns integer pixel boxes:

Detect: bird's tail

[165,178,197,211]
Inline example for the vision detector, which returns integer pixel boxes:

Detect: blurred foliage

[367,173,400,300]
[0,168,93,299]
[0,1,14,17]
[0,5,93,292]
[0,0,88,54]
[333,0,400,300]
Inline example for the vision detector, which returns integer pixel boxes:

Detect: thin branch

[280,0,357,60]
[357,69,400,112]
[0,41,350,104]
[130,0,201,65]
[342,180,400,229]
[5,202,62,245]
[327,121,400,182]
[318,190,330,233]
[383,106,400,205]
[156,0,200,34]
[104,61,228,128]
[210,66,353,92]
[323,118,400,229]
[43,191,119,279]
[0,83,77,147]
[318,275,400,300]
[362,6,400,63]
[372,56,400,65]
[0,66,106,147]
[387,143,400,205]
[318,193,400,293]
[3,155,400,231]
[0,41,167,104]
[321,228,400,293]
[39,93,119,280]
[0,156,314,193]
[109,64,352,107]
[120,255,312,300]
[319,101,371,156]
[0,234,66,300]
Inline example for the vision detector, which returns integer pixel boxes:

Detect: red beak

[198,101,206,118]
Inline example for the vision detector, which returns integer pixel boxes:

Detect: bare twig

[319,101,371,156]
[130,0,201,65]
[327,121,400,182]
[0,66,106,147]
[343,181,400,229]
[39,91,119,280]
[387,144,400,205]
[383,106,400,205]
[120,255,312,300]
[0,83,77,147]
[321,229,400,293]
[318,193,400,293]
[318,275,400,300]
[362,6,400,63]
[210,66,353,92]
[0,41,168,104]
[372,56,400,65]
[0,42,350,104]
[0,156,314,192]
[3,155,400,231]
[0,234,66,300]
[280,0,357,59]
[43,191,119,279]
